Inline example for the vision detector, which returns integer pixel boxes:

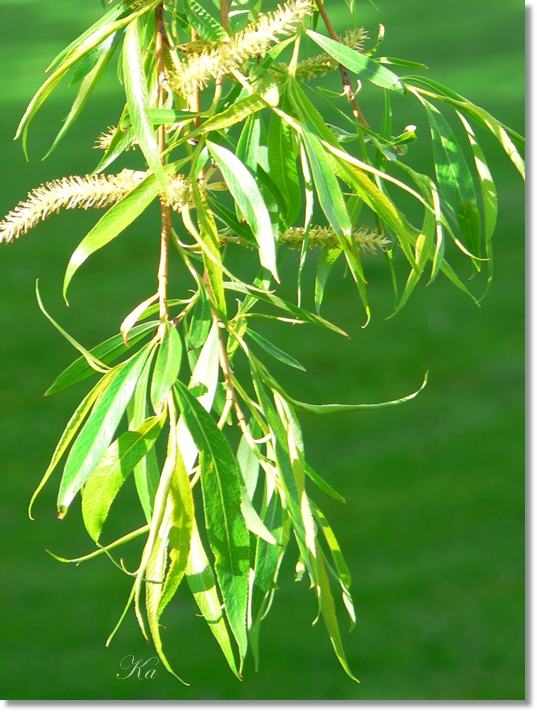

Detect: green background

[0,0,524,700]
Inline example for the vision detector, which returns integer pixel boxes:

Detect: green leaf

[81,415,163,542]
[236,426,260,501]
[46,321,158,396]
[186,524,240,678]
[28,374,113,519]
[404,78,525,178]
[315,547,359,681]
[422,98,481,258]
[45,43,116,158]
[174,381,250,664]
[249,494,289,670]
[191,185,227,320]
[36,282,109,374]
[457,112,497,293]
[239,473,277,546]
[121,108,207,129]
[63,172,160,300]
[378,56,428,69]
[123,17,166,188]
[158,442,195,616]
[94,122,135,174]
[201,94,267,134]
[246,328,305,371]
[208,197,256,247]
[267,111,301,226]
[207,141,278,281]
[258,360,429,415]
[15,2,158,156]
[315,246,342,314]
[128,351,161,522]
[306,29,404,94]
[144,468,189,685]
[224,281,348,337]
[184,0,227,41]
[150,322,183,414]
[70,32,118,86]
[57,344,154,516]
[311,500,355,630]
[305,463,345,505]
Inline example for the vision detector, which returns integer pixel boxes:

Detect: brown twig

[217,327,248,431]
[156,3,172,324]
[312,0,369,128]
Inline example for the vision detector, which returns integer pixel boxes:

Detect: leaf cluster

[2,0,524,683]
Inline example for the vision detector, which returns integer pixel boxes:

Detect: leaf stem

[312,0,369,128]
[156,2,171,325]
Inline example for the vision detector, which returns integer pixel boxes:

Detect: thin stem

[217,326,248,432]
[312,0,369,128]
[156,3,172,325]
[220,0,231,34]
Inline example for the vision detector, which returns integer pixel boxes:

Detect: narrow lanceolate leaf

[306,29,404,94]
[46,321,158,395]
[81,415,163,542]
[207,141,278,281]
[36,282,108,374]
[145,495,189,685]
[259,360,429,415]
[315,246,342,314]
[315,547,359,682]
[200,94,267,134]
[186,525,240,678]
[174,381,250,665]
[158,444,194,616]
[267,111,301,227]
[191,185,227,319]
[63,173,160,300]
[305,463,346,505]
[457,112,497,291]
[310,500,355,627]
[45,43,116,158]
[246,328,305,371]
[57,344,153,517]
[123,18,166,188]
[15,2,159,156]
[183,0,227,41]
[423,99,481,258]
[128,351,161,522]
[28,374,112,519]
[223,281,348,337]
[249,494,289,670]
[151,322,183,414]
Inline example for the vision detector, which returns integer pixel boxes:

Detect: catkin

[0,170,189,243]
[168,0,313,97]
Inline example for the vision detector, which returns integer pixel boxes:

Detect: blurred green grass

[0,0,524,700]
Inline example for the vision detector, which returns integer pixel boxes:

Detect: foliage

[0,0,524,684]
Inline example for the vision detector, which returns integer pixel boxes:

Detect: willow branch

[313,0,369,128]
[156,3,172,324]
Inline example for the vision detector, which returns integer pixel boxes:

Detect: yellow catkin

[222,225,390,252]
[0,170,189,243]
[169,0,313,97]
[271,26,369,81]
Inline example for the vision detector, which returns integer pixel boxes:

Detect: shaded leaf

[175,381,250,664]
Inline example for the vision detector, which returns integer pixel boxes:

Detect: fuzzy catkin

[169,0,313,97]
[223,225,389,252]
[0,170,188,243]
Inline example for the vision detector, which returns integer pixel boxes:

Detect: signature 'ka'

[0,0,524,683]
